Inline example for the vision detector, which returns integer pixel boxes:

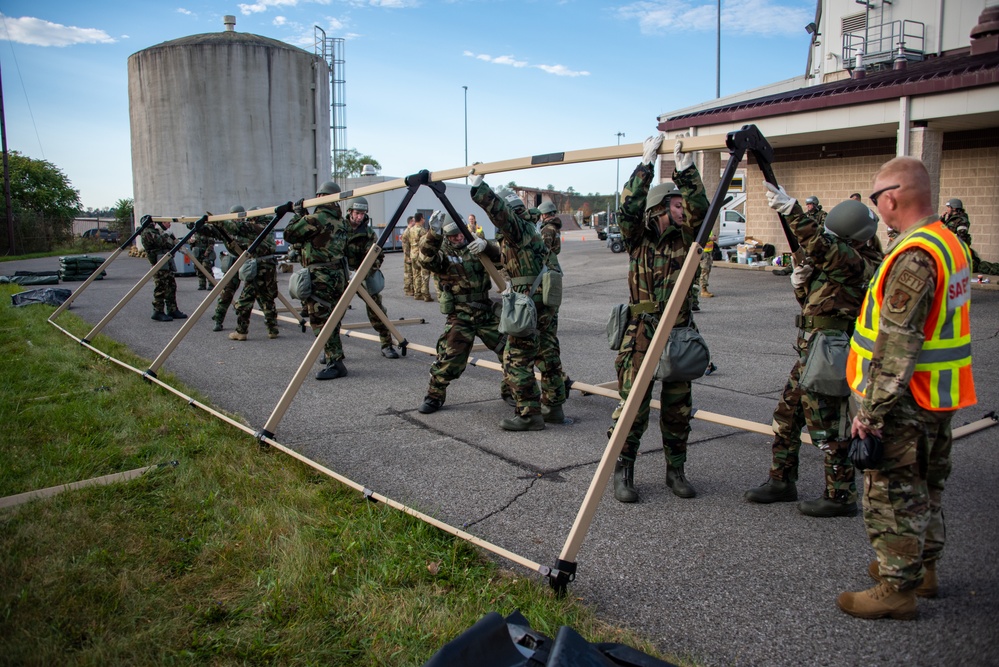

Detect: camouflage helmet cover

[645,182,681,214]
[824,199,878,243]
[317,180,341,195]
[497,187,525,210]
[229,205,246,213]
[349,196,369,212]
[442,215,460,236]
[538,201,557,214]
[945,198,963,209]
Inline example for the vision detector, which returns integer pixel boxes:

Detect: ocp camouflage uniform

[768,202,882,504]
[232,218,280,338]
[345,213,392,349]
[402,223,417,296]
[472,182,567,418]
[611,162,708,468]
[417,229,506,404]
[850,216,975,594]
[190,228,216,290]
[140,223,179,315]
[284,203,349,361]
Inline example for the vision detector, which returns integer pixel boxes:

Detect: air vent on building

[842,12,866,35]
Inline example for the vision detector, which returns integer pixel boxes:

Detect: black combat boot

[212,318,223,332]
[666,465,696,498]
[744,477,797,503]
[418,397,443,414]
[152,311,173,322]
[500,414,545,431]
[613,458,638,503]
[541,404,565,424]
[799,491,858,518]
[167,308,188,319]
[315,359,347,381]
[381,345,400,359]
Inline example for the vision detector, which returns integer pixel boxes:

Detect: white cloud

[273,15,287,25]
[0,13,115,46]
[535,63,589,77]
[464,51,588,76]
[176,8,194,16]
[343,0,419,6]
[617,0,811,36]
[239,0,300,15]
[325,16,345,31]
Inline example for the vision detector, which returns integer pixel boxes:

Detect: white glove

[468,168,484,188]
[790,263,813,289]
[673,133,694,172]
[642,133,664,166]
[467,237,488,255]
[764,182,796,216]
[429,210,444,235]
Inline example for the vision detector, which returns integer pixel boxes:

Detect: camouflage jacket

[617,162,709,321]
[788,202,882,324]
[401,224,415,259]
[283,204,348,270]
[812,208,827,227]
[540,217,562,255]
[471,182,559,291]
[855,215,941,430]
[417,231,501,304]
[344,215,383,274]
[942,210,971,247]
[215,218,277,260]
[140,224,177,265]
[190,228,215,250]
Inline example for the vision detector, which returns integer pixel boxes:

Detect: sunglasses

[869,184,900,206]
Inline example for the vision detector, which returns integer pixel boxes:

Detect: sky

[0,0,817,210]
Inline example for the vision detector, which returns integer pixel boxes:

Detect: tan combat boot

[836,582,917,620]
[229,332,247,341]
[700,288,714,298]
[867,560,938,598]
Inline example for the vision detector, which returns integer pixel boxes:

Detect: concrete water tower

[128,15,331,219]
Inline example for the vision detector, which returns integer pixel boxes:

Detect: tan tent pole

[183,248,218,287]
[355,284,408,351]
[341,317,425,330]
[952,414,998,439]
[81,252,175,343]
[48,246,127,321]
[146,251,252,376]
[260,245,383,439]
[0,464,164,510]
[555,245,705,577]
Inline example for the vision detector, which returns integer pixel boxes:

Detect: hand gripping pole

[145,203,293,377]
[81,215,208,344]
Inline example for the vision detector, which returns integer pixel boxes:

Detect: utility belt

[510,276,545,303]
[795,314,854,332]
[454,291,489,304]
[629,300,666,317]
[305,258,345,271]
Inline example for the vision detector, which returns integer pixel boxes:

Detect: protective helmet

[824,199,878,243]
[945,198,963,209]
[349,196,369,212]
[502,189,525,211]
[645,182,681,214]
[317,180,341,195]
[442,216,461,236]
[230,205,246,214]
[538,201,557,215]
[805,196,820,206]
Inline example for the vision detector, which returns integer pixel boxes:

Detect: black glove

[848,434,884,470]
[139,214,153,227]
[294,198,307,216]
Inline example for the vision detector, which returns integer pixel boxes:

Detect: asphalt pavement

[9,231,999,666]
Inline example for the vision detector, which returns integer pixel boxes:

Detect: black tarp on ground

[10,288,72,307]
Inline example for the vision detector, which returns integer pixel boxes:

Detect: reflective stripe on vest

[847,220,976,411]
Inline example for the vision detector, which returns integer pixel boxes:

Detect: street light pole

[462,85,468,183]
[614,132,625,216]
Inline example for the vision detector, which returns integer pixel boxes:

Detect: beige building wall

[939,131,999,263]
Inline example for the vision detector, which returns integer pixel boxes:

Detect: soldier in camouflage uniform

[225,212,280,341]
[744,194,882,517]
[284,181,351,381]
[470,173,567,431]
[190,225,216,290]
[415,214,509,413]
[141,218,187,322]
[942,198,999,275]
[411,213,433,301]
[838,157,976,620]
[345,197,399,359]
[538,202,562,255]
[402,216,417,296]
[805,196,826,226]
[208,205,250,332]
[608,134,707,502]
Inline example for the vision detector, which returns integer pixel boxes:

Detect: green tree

[333,149,382,180]
[4,152,81,254]
[112,198,134,237]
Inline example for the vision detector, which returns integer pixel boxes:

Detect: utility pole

[462,85,468,184]
[0,60,13,255]
[614,132,625,217]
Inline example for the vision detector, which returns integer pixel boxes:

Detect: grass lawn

[0,284,673,665]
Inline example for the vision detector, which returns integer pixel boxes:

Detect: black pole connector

[255,428,274,451]
[399,339,408,357]
[548,559,577,597]
[363,488,378,503]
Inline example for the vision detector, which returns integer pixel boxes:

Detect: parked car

[82,228,120,243]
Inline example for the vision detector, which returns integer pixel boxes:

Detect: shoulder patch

[886,289,911,314]
[897,269,926,293]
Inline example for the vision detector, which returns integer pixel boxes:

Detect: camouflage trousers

[426,306,505,403]
[403,254,414,295]
[213,274,241,325]
[361,290,392,348]
[304,267,347,361]
[413,262,431,299]
[612,315,692,467]
[192,246,216,289]
[770,331,855,501]
[503,301,566,417]
[974,255,999,276]
[234,261,278,335]
[151,264,178,313]
[864,391,952,592]
[699,253,713,289]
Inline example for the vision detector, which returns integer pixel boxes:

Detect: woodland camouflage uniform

[540,217,562,255]
[284,203,349,361]
[190,227,216,290]
[943,208,999,275]
[416,230,507,405]
[610,161,708,468]
[767,202,882,504]
[140,223,179,315]
[472,182,567,418]
[207,220,252,329]
[344,213,392,349]
[231,217,280,338]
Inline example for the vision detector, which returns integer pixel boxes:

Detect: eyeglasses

[869,184,900,206]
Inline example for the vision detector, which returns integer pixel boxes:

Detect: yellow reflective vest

[847,220,976,411]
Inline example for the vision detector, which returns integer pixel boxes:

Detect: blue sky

[1,0,815,210]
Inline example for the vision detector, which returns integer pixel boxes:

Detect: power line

[2,14,45,159]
